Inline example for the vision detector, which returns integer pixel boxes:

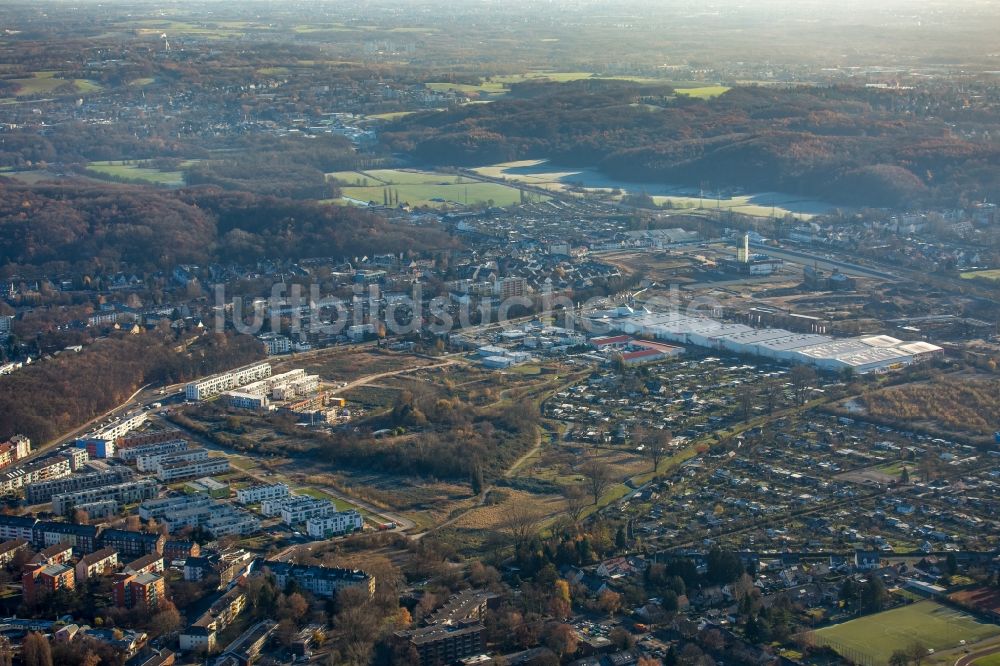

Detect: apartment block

[27,467,135,504]
[98,529,165,558]
[74,500,119,520]
[23,563,75,604]
[263,562,374,599]
[137,447,207,473]
[278,497,333,525]
[0,456,72,494]
[305,510,363,538]
[117,439,188,463]
[235,483,289,505]
[185,362,272,401]
[0,538,29,566]
[394,621,486,666]
[180,585,248,653]
[33,522,100,553]
[0,515,37,542]
[50,478,158,515]
[123,552,164,575]
[75,547,119,582]
[156,456,229,482]
[113,571,166,610]
[116,429,184,451]
[57,447,90,471]
[30,542,73,566]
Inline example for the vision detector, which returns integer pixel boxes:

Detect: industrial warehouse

[588,308,943,374]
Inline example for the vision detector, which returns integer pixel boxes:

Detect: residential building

[163,540,200,561]
[394,621,486,666]
[51,478,157,515]
[123,553,164,575]
[30,542,74,566]
[263,562,374,599]
[0,315,11,338]
[0,456,72,494]
[235,483,289,505]
[76,410,149,457]
[113,571,166,610]
[156,456,229,482]
[23,563,75,604]
[117,429,184,451]
[0,435,30,471]
[259,333,291,355]
[33,522,100,553]
[0,515,37,542]
[139,495,214,521]
[215,620,276,666]
[99,529,165,558]
[278,497,332,525]
[75,547,119,582]
[180,585,248,653]
[27,467,135,504]
[74,500,119,520]
[185,362,272,401]
[305,510,363,538]
[117,439,188,463]
[0,538,28,566]
[57,447,89,471]
[137,448,208,473]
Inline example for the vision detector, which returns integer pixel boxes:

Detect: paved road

[956,642,1000,666]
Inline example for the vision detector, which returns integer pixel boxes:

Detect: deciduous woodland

[383,81,1000,208]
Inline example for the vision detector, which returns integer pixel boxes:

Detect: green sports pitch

[815,601,1000,665]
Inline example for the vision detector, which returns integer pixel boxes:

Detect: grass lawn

[5,71,102,98]
[328,168,539,208]
[974,654,1000,666]
[961,269,1000,281]
[675,85,731,98]
[815,601,1000,664]
[86,161,184,186]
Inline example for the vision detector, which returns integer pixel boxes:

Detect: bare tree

[790,365,817,405]
[499,505,543,550]
[581,458,614,505]
[563,483,590,523]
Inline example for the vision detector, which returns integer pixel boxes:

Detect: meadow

[327,168,540,208]
[814,601,1000,665]
[423,73,729,99]
[85,160,189,186]
[961,269,1000,281]
[4,71,102,98]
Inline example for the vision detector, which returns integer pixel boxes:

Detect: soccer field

[327,168,541,208]
[815,601,1000,665]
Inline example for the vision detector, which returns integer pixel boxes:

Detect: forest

[0,179,458,276]
[382,81,1000,208]
[0,329,263,445]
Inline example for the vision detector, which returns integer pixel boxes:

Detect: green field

[5,71,102,98]
[327,168,542,208]
[86,161,186,186]
[815,601,1000,664]
[974,654,1000,666]
[961,269,1000,281]
[424,73,727,98]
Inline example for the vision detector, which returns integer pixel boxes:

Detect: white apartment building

[259,333,291,356]
[185,362,272,401]
[84,410,148,444]
[279,497,333,525]
[138,448,207,473]
[235,483,289,505]
[117,440,188,463]
[156,457,229,482]
[306,510,363,538]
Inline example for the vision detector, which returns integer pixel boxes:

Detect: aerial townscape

[0,1,999,665]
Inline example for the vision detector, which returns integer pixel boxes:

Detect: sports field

[815,601,1000,665]
[327,168,542,208]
